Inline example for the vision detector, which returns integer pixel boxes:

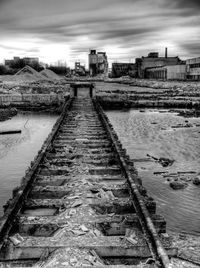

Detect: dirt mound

[40,69,61,80]
[15,65,45,80]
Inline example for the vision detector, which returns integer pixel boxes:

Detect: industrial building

[88,50,108,76]
[186,57,200,80]
[5,56,39,68]
[22,57,39,66]
[135,49,182,78]
[74,61,86,76]
[111,63,136,78]
[146,64,186,80]
[145,56,200,81]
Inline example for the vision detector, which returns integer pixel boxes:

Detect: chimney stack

[165,47,168,58]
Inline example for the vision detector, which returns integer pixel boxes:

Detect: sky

[0,0,200,68]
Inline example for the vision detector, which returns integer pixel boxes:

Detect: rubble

[146,154,175,167]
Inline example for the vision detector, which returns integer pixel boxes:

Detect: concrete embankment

[0,93,67,111]
[96,95,200,109]
[95,81,200,110]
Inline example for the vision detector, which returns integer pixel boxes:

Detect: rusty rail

[0,98,74,250]
[93,98,171,268]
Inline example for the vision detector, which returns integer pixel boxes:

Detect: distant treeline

[48,65,70,75]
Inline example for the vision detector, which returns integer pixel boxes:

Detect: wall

[166,65,186,80]
[0,94,64,107]
[146,65,186,80]
[146,66,166,79]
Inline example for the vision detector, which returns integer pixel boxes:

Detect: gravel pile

[15,65,45,81]
[40,69,61,80]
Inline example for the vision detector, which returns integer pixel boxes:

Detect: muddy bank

[0,108,17,122]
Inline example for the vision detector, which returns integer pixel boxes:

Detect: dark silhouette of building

[112,63,136,78]
[88,50,108,76]
[135,49,182,78]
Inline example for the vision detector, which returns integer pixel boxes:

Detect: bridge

[0,82,187,267]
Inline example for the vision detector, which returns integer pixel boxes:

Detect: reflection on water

[0,113,58,216]
[106,109,200,235]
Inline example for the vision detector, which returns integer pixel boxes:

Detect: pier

[0,83,195,268]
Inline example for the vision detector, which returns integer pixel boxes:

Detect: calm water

[0,113,58,216]
[106,109,200,235]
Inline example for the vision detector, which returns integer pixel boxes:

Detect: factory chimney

[165,47,168,58]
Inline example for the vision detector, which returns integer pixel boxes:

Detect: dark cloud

[174,0,200,8]
[179,42,200,55]
[0,0,200,64]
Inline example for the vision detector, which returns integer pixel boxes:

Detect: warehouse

[186,57,200,80]
[146,64,186,80]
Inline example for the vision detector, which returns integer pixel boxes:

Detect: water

[106,109,200,235]
[0,113,58,216]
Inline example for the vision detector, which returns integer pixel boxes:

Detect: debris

[71,200,83,208]
[91,229,102,236]
[147,154,175,167]
[193,176,200,185]
[69,209,77,216]
[80,225,89,232]
[71,230,86,236]
[0,130,21,135]
[169,181,188,190]
[124,229,138,245]
[145,258,156,264]
[9,233,24,245]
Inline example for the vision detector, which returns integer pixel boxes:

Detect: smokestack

[165,47,168,58]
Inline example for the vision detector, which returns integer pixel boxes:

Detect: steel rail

[0,98,74,250]
[93,98,171,268]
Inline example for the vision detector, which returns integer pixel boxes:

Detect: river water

[106,109,200,235]
[0,113,58,216]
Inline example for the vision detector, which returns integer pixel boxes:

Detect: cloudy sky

[0,0,200,67]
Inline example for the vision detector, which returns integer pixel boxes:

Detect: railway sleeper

[1,236,177,262]
[28,183,150,201]
[16,213,166,237]
[90,198,156,215]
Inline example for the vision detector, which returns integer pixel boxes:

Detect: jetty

[0,82,197,268]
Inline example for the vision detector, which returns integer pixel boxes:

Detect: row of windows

[189,63,200,68]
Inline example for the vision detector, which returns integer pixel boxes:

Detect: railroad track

[0,97,177,268]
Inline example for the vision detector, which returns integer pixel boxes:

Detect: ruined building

[111,63,136,78]
[88,50,108,76]
[74,61,86,76]
[136,48,182,78]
